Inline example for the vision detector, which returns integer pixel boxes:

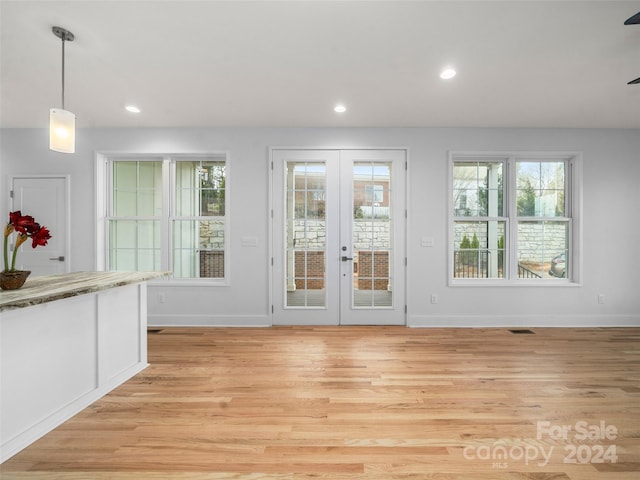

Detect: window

[105,154,227,281]
[450,152,580,284]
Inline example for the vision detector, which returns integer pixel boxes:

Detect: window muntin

[108,219,161,272]
[112,160,163,216]
[286,162,327,307]
[175,160,226,217]
[516,161,565,217]
[453,161,504,217]
[353,162,393,307]
[516,220,568,278]
[107,155,227,281]
[515,160,569,278]
[453,221,506,279]
[451,154,576,283]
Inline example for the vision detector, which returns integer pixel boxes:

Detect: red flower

[31,226,51,248]
[4,211,53,272]
[9,211,37,235]
[9,211,22,224]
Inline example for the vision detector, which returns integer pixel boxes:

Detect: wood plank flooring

[2,326,639,479]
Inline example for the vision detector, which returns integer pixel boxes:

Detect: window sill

[449,279,581,287]
[149,277,229,287]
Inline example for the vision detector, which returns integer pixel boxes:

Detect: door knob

[50,256,65,261]
[341,256,353,261]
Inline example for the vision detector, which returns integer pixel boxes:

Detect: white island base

[0,271,165,463]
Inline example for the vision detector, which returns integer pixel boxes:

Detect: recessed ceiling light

[440,68,457,80]
[334,104,347,113]
[125,105,141,113]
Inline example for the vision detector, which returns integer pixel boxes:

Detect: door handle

[341,256,353,262]
[49,256,65,261]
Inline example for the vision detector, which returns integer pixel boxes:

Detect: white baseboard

[408,314,640,328]
[148,314,271,327]
[148,313,640,328]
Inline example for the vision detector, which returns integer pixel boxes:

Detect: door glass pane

[286,162,326,307]
[353,162,392,307]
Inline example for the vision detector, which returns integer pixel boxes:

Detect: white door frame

[269,147,408,326]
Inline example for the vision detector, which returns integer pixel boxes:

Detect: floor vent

[509,329,535,334]
[147,328,164,334]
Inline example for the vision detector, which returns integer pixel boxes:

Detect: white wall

[1,127,638,327]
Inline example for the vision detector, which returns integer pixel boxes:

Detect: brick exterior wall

[357,250,389,290]
[199,250,224,278]
[294,251,325,289]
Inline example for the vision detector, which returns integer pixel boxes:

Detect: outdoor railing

[517,263,542,279]
[454,250,490,278]
[454,250,542,279]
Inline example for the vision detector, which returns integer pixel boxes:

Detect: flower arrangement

[3,211,52,272]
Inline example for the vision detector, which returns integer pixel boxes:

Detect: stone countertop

[0,271,169,312]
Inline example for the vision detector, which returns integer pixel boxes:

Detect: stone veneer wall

[454,222,566,261]
[289,219,390,251]
[199,220,225,249]
[289,220,391,290]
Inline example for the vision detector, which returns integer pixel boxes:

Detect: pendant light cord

[61,35,66,110]
[52,26,74,110]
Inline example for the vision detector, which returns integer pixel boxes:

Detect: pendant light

[50,26,75,153]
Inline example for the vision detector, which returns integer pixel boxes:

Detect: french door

[271,149,406,325]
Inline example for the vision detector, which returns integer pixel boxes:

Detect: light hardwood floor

[2,326,639,479]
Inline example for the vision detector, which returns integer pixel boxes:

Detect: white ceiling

[1,0,639,129]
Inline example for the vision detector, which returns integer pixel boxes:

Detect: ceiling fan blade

[625,11,640,24]
[628,77,640,85]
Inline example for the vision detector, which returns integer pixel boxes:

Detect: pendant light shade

[49,108,76,153]
[50,26,75,153]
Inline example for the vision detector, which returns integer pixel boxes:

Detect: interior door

[10,176,69,275]
[271,149,405,325]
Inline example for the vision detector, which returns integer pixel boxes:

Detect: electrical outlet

[158,293,165,303]
[598,294,605,304]
[430,294,439,304]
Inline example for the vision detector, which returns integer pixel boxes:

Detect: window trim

[448,151,582,287]
[96,152,230,286]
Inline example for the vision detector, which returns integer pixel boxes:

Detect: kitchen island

[0,271,167,462]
